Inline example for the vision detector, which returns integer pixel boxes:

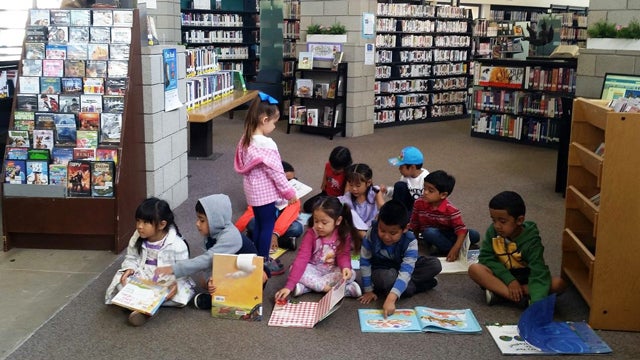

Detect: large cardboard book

[358,307,481,334]
[111,277,169,316]
[268,280,345,328]
[486,295,612,355]
[211,253,264,321]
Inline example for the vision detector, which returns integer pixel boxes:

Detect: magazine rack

[1,9,145,253]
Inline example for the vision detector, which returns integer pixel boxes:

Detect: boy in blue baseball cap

[384,146,429,213]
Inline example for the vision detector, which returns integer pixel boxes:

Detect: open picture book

[437,233,479,274]
[111,277,169,316]
[358,307,482,334]
[276,178,312,210]
[486,295,612,355]
[268,280,345,328]
[211,253,264,321]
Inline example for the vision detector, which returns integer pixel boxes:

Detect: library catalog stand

[561,98,640,331]
[2,10,146,253]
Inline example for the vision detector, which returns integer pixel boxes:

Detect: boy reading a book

[358,200,441,317]
[154,194,268,310]
[468,191,566,306]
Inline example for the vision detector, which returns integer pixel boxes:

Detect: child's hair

[135,197,181,254]
[424,170,455,195]
[345,163,373,186]
[195,200,205,215]
[378,200,409,229]
[282,161,294,173]
[489,191,526,219]
[241,97,279,148]
[307,196,358,254]
[328,146,352,170]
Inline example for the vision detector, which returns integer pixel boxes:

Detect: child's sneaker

[345,282,362,298]
[293,283,308,297]
[128,311,149,326]
[193,292,212,310]
[265,259,285,276]
[278,236,297,250]
[485,289,498,306]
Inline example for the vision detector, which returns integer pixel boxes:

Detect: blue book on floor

[358,307,482,334]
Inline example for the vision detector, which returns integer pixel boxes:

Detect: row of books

[374,104,458,123]
[215,46,251,60]
[12,110,121,142]
[377,4,469,19]
[375,79,430,94]
[282,0,300,19]
[25,42,129,62]
[474,90,566,118]
[17,91,124,114]
[294,79,340,99]
[431,104,465,117]
[283,41,297,58]
[29,8,133,28]
[475,65,576,93]
[377,93,468,109]
[22,59,128,79]
[182,30,244,44]
[185,70,236,109]
[559,12,588,27]
[288,105,337,128]
[560,27,588,41]
[282,20,300,39]
[185,47,220,78]
[472,113,561,143]
[180,12,244,27]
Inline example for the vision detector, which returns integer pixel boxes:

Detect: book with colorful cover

[211,253,264,321]
[40,77,61,94]
[48,164,67,186]
[67,160,91,196]
[8,130,30,148]
[5,147,29,160]
[486,295,612,355]
[32,129,55,150]
[27,149,50,161]
[358,307,482,334]
[91,161,115,197]
[478,66,525,89]
[268,280,345,328]
[96,147,118,164]
[73,147,96,160]
[111,277,169,316]
[76,130,99,148]
[26,160,49,185]
[52,147,74,164]
[4,160,26,184]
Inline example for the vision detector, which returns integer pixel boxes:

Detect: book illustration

[76,130,99,149]
[8,130,30,148]
[111,27,131,44]
[108,60,129,78]
[88,44,109,60]
[40,77,61,94]
[28,149,51,161]
[48,26,68,43]
[90,27,111,43]
[437,233,479,274]
[69,10,91,26]
[306,108,319,126]
[45,44,67,60]
[38,94,59,112]
[487,295,612,355]
[4,160,26,184]
[25,43,45,60]
[91,161,115,197]
[61,77,83,94]
[49,164,68,186]
[6,147,29,160]
[50,9,70,26]
[296,78,313,98]
[26,160,49,185]
[32,129,54,150]
[211,253,264,321]
[358,307,482,334]
[66,44,88,59]
[19,76,40,94]
[298,51,313,70]
[100,113,122,144]
[67,160,91,196]
[29,9,50,26]
[103,95,124,113]
[17,94,38,111]
[42,59,64,77]
[92,10,113,26]
[21,59,43,77]
[52,147,74,165]
[110,277,169,316]
[96,148,119,165]
[268,280,345,328]
[109,44,130,60]
[65,60,85,78]
[81,94,103,113]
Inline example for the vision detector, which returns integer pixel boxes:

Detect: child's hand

[154,266,174,278]
[358,291,377,304]
[342,268,352,280]
[507,280,524,302]
[382,293,398,318]
[274,288,291,301]
[446,246,461,262]
[120,269,134,285]
[166,282,178,300]
[207,278,217,295]
[288,196,298,205]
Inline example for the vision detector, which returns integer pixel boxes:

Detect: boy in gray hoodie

[155,194,266,309]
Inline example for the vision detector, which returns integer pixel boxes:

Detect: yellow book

[211,253,263,320]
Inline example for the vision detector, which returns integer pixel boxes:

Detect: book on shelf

[322,106,334,127]
[331,51,343,71]
[110,277,169,316]
[8,130,30,148]
[289,105,306,125]
[358,307,481,334]
[4,160,26,184]
[26,160,49,185]
[486,295,612,355]
[295,78,313,98]
[306,108,319,126]
[268,280,346,328]
[437,233,479,274]
[67,160,91,196]
[298,51,313,70]
[73,147,96,161]
[91,161,115,197]
[32,129,54,150]
[5,147,29,160]
[478,65,524,89]
[211,253,264,320]
[48,164,67,186]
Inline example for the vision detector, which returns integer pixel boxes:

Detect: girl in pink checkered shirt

[234,93,297,273]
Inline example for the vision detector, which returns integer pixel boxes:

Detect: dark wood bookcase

[1,9,146,253]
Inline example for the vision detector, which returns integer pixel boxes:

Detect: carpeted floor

[6,117,639,359]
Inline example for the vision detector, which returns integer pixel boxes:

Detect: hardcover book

[306,108,318,126]
[91,161,115,197]
[111,277,169,316]
[76,130,99,148]
[67,160,91,196]
[478,66,525,89]
[66,44,88,60]
[48,163,67,186]
[100,113,122,144]
[268,280,345,328]
[4,160,26,184]
[211,253,264,321]
[298,51,313,70]
[358,307,481,334]
[26,160,49,185]
[45,44,67,60]
[295,78,313,98]
[65,60,86,77]
[486,295,612,355]
[32,129,54,150]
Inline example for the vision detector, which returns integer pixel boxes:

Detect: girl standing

[274,197,362,299]
[234,92,297,274]
[105,197,195,326]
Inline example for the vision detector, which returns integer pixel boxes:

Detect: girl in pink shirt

[234,93,296,272]
[274,197,362,299]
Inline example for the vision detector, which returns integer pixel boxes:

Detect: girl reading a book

[274,197,362,299]
[104,197,195,326]
[234,92,297,275]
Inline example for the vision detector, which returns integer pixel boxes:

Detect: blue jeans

[422,228,480,254]
[251,202,277,259]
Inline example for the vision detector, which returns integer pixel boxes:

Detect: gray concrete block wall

[140,45,189,209]
[144,0,182,45]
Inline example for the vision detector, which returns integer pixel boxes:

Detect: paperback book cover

[4,160,26,184]
[26,160,49,185]
[67,160,91,196]
[486,295,612,355]
[91,161,115,197]
[49,164,67,186]
[358,307,482,334]
[211,253,264,321]
[111,277,169,316]
[268,280,345,328]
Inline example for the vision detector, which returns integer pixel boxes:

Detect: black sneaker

[278,236,297,250]
[194,293,212,310]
